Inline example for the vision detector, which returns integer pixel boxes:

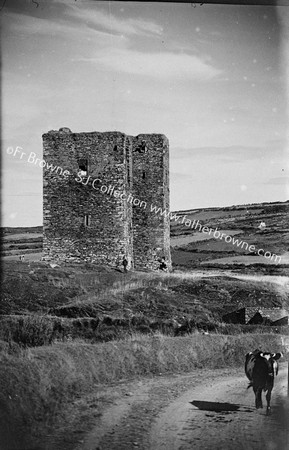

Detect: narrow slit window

[84,214,91,227]
[127,165,131,184]
[142,171,146,179]
[78,158,88,176]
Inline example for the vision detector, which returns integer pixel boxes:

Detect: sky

[1,0,289,226]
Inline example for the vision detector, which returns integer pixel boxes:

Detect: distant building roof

[222,307,288,325]
[245,307,288,324]
[247,312,265,325]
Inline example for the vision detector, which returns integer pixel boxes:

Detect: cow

[245,349,283,415]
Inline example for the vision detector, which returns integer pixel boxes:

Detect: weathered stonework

[42,128,171,271]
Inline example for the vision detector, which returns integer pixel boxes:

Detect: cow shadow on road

[190,400,254,413]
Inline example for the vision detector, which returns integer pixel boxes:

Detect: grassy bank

[0,333,287,449]
[1,314,289,348]
[3,261,288,319]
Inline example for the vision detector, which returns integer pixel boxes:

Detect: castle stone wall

[131,134,171,270]
[42,128,171,270]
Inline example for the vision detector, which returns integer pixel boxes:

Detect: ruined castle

[42,128,171,270]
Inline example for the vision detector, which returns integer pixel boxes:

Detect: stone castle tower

[42,128,171,271]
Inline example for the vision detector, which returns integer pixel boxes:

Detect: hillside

[1,199,288,344]
[1,259,289,344]
[1,226,43,259]
[2,201,289,274]
[170,200,289,273]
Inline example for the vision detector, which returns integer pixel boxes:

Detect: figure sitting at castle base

[159,257,168,272]
[122,256,128,273]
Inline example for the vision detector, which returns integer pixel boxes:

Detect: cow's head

[258,352,283,377]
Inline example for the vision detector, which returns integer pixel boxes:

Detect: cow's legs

[254,386,263,409]
[265,389,272,415]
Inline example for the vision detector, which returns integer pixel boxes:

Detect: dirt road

[149,366,288,450]
[53,364,288,450]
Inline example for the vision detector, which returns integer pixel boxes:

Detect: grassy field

[1,200,288,354]
[1,227,43,258]
[1,332,287,449]
[1,200,289,448]
[2,260,289,345]
[171,201,289,270]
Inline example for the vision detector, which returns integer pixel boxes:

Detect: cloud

[171,144,286,162]
[171,171,194,180]
[64,4,163,36]
[264,177,289,185]
[4,1,162,38]
[4,5,220,81]
[3,10,114,43]
[78,48,221,80]
[172,145,261,160]
[265,138,288,151]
